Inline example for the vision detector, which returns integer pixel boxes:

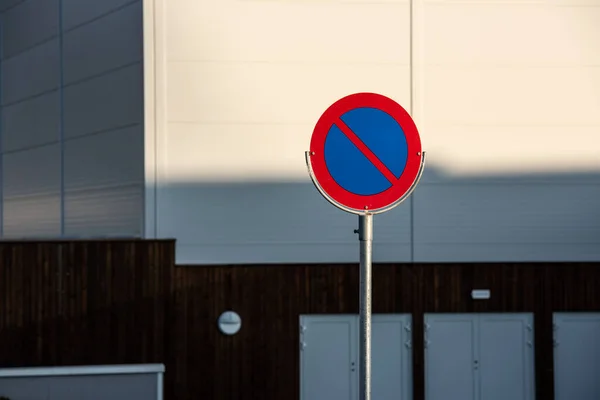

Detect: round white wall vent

[218,311,242,335]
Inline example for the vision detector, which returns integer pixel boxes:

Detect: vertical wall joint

[0,13,4,236]
[58,0,65,236]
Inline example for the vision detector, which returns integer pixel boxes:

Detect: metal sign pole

[307,92,424,400]
[358,213,373,400]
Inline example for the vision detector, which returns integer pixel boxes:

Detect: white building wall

[145,0,600,265]
[145,0,414,264]
[0,0,145,237]
[412,0,600,262]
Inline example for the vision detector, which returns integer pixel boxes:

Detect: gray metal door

[425,313,535,400]
[371,315,413,400]
[300,315,357,400]
[553,312,600,400]
[425,314,478,400]
[300,314,413,400]
[478,314,535,400]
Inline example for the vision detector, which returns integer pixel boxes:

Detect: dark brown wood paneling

[0,240,174,369]
[0,242,599,400]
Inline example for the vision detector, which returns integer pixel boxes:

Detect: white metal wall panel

[164,184,412,264]
[147,0,600,264]
[300,314,412,400]
[150,0,413,264]
[412,0,600,262]
[414,183,600,262]
[553,312,600,400]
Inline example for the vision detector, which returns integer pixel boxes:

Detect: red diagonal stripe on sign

[334,118,397,184]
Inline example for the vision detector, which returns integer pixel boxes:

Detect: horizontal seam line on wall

[63,181,143,195]
[167,121,310,126]
[5,182,142,201]
[63,60,141,88]
[1,88,58,107]
[0,0,27,14]
[2,140,60,155]
[0,123,141,155]
[64,122,142,142]
[62,0,140,34]
[415,242,600,245]
[4,191,61,201]
[174,242,409,246]
[1,61,141,107]
[423,0,600,6]
[0,0,140,59]
[169,59,410,66]
[0,34,58,62]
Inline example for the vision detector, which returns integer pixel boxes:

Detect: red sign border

[308,92,422,212]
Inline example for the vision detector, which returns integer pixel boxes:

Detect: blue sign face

[324,107,408,196]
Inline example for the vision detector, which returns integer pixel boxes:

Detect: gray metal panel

[61,0,140,31]
[0,376,50,398]
[62,126,143,236]
[3,144,61,199]
[424,314,477,400]
[300,315,357,400]
[553,313,600,400]
[413,184,600,262]
[0,0,59,59]
[62,63,143,138]
[64,184,143,237]
[165,184,412,264]
[371,315,412,400]
[60,374,157,400]
[2,144,61,237]
[1,38,60,105]
[63,126,143,191]
[0,373,157,400]
[478,313,535,400]
[0,0,22,13]
[0,0,144,239]
[3,195,61,237]
[1,90,60,152]
[62,1,143,85]
[300,314,413,400]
